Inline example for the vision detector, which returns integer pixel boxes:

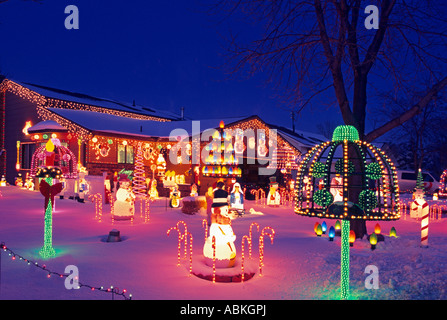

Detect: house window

[21,144,36,169]
[118,145,134,164]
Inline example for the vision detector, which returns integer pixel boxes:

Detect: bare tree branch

[365,75,447,142]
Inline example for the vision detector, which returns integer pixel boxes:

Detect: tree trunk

[350,73,368,239]
[350,220,367,239]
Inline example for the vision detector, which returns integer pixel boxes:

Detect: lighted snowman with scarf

[267,176,281,206]
[410,169,428,219]
[203,181,236,268]
[113,174,136,220]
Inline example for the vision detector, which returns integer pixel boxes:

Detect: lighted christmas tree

[133,142,147,197]
[415,168,424,191]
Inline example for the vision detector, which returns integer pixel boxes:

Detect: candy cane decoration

[202,219,208,243]
[144,196,151,223]
[259,227,275,276]
[182,232,193,276]
[89,194,98,220]
[411,199,428,220]
[176,221,188,258]
[259,189,266,206]
[89,193,103,222]
[250,189,259,203]
[248,222,259,258]
[421,205,429,248]
[167,226,182,266]
[241,235,250,282]
[139,197,144,218]
[212,235,216,283]
[109,193,115,224]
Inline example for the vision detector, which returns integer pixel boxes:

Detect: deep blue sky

[0,0,342,133]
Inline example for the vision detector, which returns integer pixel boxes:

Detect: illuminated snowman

[203,205,237,268]
[113,174,135,219]
[411,188,428,219]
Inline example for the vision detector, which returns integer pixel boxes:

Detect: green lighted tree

[36,167,63,259]
[415,168,424,191]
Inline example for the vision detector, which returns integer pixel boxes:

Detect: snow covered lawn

[0,186,446,300]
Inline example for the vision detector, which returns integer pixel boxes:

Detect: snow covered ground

[0,186,446,301]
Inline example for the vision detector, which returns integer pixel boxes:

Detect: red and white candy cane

[420,202,429,248]
[411,199,428,219]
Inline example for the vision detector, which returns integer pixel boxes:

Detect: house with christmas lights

[0,77,325,198]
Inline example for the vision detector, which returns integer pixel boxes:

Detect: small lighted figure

[15,174,23,187]
[234,128,245,154]
[229,182,244,213]
[156,153,166,176]
[148,179,159,199]
[169,184,180,208]
[257,132,268,157]
[190,183,198,197]
[330,175,343,202]
[113,174,135,220]
[0,175,6,187]
[410,186,427,219]
[248,136,256,150]
[164,170,176,187]
[267,177,280,207]
[77,172,89,203]
[24,174,34,190]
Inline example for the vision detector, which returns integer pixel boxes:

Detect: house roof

[269,125,326,152]
[4,77,325,152]
[47,107,248,139]
[5,79,182,121]
[45,107,323,154]
[27,120,67,133]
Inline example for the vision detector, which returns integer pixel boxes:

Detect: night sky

[0,0,343,133]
